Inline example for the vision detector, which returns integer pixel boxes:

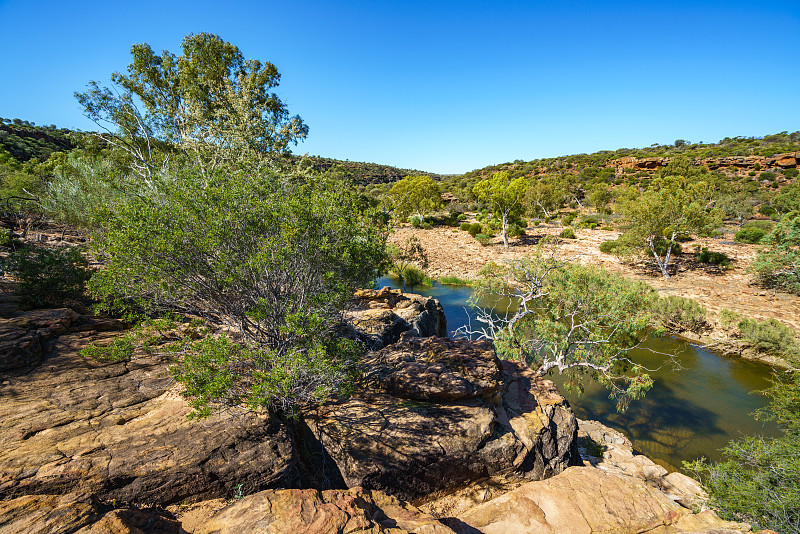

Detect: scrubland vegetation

[1,32,798,532]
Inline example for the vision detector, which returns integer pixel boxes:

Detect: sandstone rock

[0,331,300,506]
[191,487,455,534]
[302,337,578,502]
[453,466,749,534]
[0,493,99,534]
[0,308,79,371]
[345,288,446,349]
[662,472,708,510]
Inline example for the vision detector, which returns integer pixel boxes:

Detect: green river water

[376,276,782,471]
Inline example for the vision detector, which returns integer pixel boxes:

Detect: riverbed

[376,276,782,470]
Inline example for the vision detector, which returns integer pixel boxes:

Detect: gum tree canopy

[75,32,309,177]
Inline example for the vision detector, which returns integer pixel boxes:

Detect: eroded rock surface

[0,331,299,507]
[344,287,447,349]
[302,336,579,503]
[190,487,455,534]
[452,466,752,534]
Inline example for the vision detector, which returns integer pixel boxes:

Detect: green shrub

[475,233,492,246]
[409,215,422,227]
[735,227,767,244]
[744,220,775,231]
[396,264,431,287]
[719,308,741,329]
[457,213,467,221]
[420,222,433,230]
[559,228,576,239]
[81,334,137,362]
[698,247,731,267]
[599,239,623,254]
[651,295,707,332]
[0,229,13,247]
[782,168,798,178]
[758,204,777,216]
[467,223,483,237]
[459,222,471,231]
[507,223,525,237]
[759,172,776,181]
[561,212,578,226]
[749,212,800,294]
[738,317,799,356]
[578,215,598,228]
[4,246,91,307]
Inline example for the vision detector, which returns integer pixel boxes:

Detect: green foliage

[599,239,624,254]
[386,175,443,222]
[650,295,707,332]
[759,204,778,216]
[472,171,528,248]
[617,174,722,278]
[750,211,800,294]
[718,309,742,330]
[527,175,574,218]
[466,223,483,237]
[4,246,91,307]
[737,317,800,357]
[561,212,578,226]
[438,275,474,286]
[75,33,308,177]
[81,335,137,362]
[782,168,799,178]
[470,255,657,411]
[735,226,767,244]
[48,160,387,416]
[559,228,576,239]
[697,248,731,267]
[474,233,492,246]
[388,236,429,290]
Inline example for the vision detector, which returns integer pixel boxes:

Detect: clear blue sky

[1,0,798,174]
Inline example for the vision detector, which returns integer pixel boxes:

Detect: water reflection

[375,276,782,469]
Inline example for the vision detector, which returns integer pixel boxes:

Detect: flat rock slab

[0,331,299,506]
[192,487,455,534]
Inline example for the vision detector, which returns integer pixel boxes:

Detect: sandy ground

[389,219,800,337]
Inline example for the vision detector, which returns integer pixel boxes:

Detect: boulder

[344,287,447,349]
[453,466,751,534]
[0,330,300,507]
[301,337,578,503]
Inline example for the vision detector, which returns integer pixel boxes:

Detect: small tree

[385,175,443,223]
[526,175,574,218]
[617,175,723,278]
[588,184,615,214]
[460,250,657,410]
[472,171,528,248]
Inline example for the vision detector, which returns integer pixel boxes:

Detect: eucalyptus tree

[385,175,443,223]
[472,171,528,248]
[461,249,658,411]
[75,32,308,178]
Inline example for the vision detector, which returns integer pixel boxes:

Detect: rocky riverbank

[0,287,771,533]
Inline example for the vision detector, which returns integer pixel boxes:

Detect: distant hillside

[0,118,78,162]
[301,155,440,185]
[456,132,800,183]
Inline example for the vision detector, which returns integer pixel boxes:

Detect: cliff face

[612,151,799,172]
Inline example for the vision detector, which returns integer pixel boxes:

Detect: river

[376,276,782,470]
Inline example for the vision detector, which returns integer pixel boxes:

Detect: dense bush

[735,226,767,244]
[749,212,800,294]
[559,228,576,239]
[758,204,778,216]
[4,246,91,307]
[409,214,422,227]
[395,264,431,287]
[737,317,799,356]
[599,239,623,254]
[466,223,483,237]
[561,212,578,226]
[650,295,707,332]
[459,222,471,231]
[698,247,731,267]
